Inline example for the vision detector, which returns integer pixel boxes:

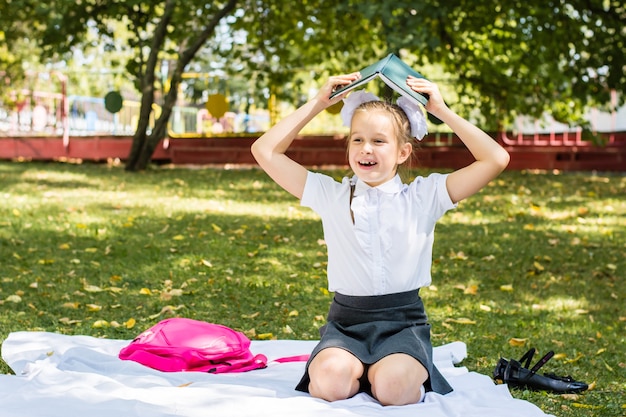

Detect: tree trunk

[125,89,159,171]
[125,0,238,172]
[127,101,173,171]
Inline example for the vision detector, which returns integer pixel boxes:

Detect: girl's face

[348,109,412,187]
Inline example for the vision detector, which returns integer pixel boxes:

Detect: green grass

[0,161,624,416]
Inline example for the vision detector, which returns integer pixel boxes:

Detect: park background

[0,2,624,417]
[1,1,624,171]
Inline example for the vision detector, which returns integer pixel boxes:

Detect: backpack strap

[273,354,310,363]
[349,182,355,224]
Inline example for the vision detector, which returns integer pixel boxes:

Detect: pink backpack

[119,318,268,373]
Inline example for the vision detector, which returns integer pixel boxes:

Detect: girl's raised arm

[406,77,510,203]
[251,74,359,199]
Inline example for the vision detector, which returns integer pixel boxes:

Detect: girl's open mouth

[359,161,377,167]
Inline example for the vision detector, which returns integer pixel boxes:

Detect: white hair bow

[339,90,428,140]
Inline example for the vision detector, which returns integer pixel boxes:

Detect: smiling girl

[251,72,509,406]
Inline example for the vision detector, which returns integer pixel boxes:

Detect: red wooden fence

[0,132,624,171]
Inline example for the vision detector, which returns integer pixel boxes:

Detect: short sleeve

[300,171,320,210]
[301,171,349,215]
[411,173,457,221]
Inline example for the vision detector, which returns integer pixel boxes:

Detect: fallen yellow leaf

[110,275,123,282]
[464,284,478,295]
[5,295,22,303]
[148,304,185,319]
[445,318,476,325]
[449,251,468,260]
[551,339,565,347]
[563,353,584,364]
[58,317,81,325]
[509,338,528,347]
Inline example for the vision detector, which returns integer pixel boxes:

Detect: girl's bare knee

[369,354,428,406]
[371,375,422,406]
[308,349,363,402]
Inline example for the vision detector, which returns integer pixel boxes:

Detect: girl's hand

[405,76,510,204]
[316,73,361,106]
[406,76,448,119]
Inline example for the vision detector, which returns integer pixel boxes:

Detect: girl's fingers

[323,73,361,100]
[406,76,432,91]
[331,73,360,88]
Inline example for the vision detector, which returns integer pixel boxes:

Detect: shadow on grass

[0,162,624,416]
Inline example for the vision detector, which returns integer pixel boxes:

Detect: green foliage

[0,1,624,163]
[3,0,623,121]
[0,161,624,417]
[329,1,625,130]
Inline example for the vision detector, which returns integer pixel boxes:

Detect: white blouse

[301,172,456,296]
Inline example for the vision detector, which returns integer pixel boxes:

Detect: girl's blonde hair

[348,100,419,176]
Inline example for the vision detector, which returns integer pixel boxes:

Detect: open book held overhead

[330,53,430,105]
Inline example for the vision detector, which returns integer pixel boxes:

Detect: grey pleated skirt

[295,290,453,396]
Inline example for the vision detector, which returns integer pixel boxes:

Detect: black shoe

[493,348,588,394]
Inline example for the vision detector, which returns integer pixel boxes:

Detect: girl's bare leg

[368,353,428,406]
[308,348,365,402]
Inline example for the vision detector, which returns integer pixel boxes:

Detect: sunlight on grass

[0,163,624,417]
[18,167,98,186]
[535,296,589,314]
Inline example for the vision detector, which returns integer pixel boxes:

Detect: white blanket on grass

[0,332,553,417]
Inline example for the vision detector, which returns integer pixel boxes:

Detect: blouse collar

[353,175,404,197]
